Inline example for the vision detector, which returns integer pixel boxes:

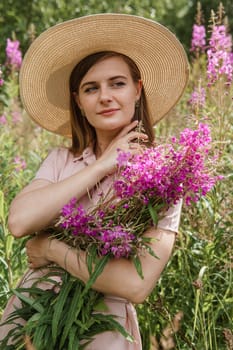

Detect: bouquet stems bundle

[1,123,221,349]
[2,268,132,350]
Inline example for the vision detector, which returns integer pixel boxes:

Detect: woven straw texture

[19,14,189,137]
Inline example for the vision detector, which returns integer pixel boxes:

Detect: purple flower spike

[6,38,22,70]
[207,25,233,85]
[191,24,206,53]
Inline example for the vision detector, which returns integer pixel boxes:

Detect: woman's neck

[95,129,120,158]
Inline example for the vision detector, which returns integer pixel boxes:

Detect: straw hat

[19,13,189,137]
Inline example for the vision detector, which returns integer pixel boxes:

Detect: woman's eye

[112,81,126,87]
[84,86,98,93]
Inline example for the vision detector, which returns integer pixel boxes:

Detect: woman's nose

[99,86,112,103]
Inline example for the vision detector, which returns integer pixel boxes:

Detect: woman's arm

[8,160,107,238]
[8,121,146,238]
[26,227,176,304]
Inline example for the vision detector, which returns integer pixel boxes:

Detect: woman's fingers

[26,232,52,268]
[114,124,148,148]
[97,121,148,173]
[126,131,148,143]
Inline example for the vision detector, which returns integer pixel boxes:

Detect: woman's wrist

[47,238,80,268]
[92,158,110,179]
[47,238,65,264]
[46,238,87,281]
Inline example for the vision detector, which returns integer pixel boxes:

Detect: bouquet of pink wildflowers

[2,123,220,349]
[56,123,219,274]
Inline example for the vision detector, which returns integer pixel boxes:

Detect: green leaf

[51,274,74,345]
[145,244,159,260]
[6,234,14,259]
[33,323,49,350]
[27,312,41,323]
[93,298,109,312]
[148,201,158,225]
[13,289,44,313]
[86,245,97,275]
[68,325,80,350]
[133,256,144,279]
[0,190,4,221]
[82,255,109,294]
[60,280,84,347]
[90,313,134,342]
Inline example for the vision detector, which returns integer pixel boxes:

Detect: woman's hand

[97,120,148,174]
[26,232,53,269]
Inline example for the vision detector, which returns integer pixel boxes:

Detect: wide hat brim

[19,13,189,137]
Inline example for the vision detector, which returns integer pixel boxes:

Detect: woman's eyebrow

[109,75,127,81]
[80,81,96,90]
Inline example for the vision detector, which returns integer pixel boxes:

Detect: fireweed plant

[150,3,233,349]
[0,123,221,350]
[5,38,22,71]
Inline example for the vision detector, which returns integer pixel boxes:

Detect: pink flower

[209,25,232,51]
[116,149,131,167]
[191,24,206,52]
[188,86,206,108]
[207,25,233,85]
[0,114,7,125]
[114,123,218,206]
[12,111,22,123]
[6,38,22,70]
[13,156,27,172]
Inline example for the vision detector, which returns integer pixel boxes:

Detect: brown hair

[69,51,154,155]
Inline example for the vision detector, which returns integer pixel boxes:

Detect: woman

[0,14,189,349]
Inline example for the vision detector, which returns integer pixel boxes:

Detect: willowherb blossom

[100,226,135,258]
[13,156,26,172]
[0,114,7,125]
[207,25,233,85]
[209,25,232,51]
[12,111,22,123]
[60,201,96,235]
[59,199,135,258]
[190,24,206,53]
[188,86,206,108]
[6,38,22,69]
[57,123,221,260]
[114,123,217,206]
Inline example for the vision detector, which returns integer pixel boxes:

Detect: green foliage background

[1,0,233,62]
[0,1,233,349]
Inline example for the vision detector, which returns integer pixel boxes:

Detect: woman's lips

[98,108,119,116]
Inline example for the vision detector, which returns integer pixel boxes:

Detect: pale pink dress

[0,147,182,349]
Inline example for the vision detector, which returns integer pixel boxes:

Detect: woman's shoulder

[35,146,94,182]
[45,146,84,165]
[35,147,80,182]
[46,146,72,160]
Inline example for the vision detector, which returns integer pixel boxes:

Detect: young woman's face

[76,56,142,137]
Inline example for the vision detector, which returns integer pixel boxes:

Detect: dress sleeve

[157,199,182,233]
[34,148,61,183]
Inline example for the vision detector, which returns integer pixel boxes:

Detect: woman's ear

[136,79,143,99]
[73,92,82,109]
[73,92,85,116]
